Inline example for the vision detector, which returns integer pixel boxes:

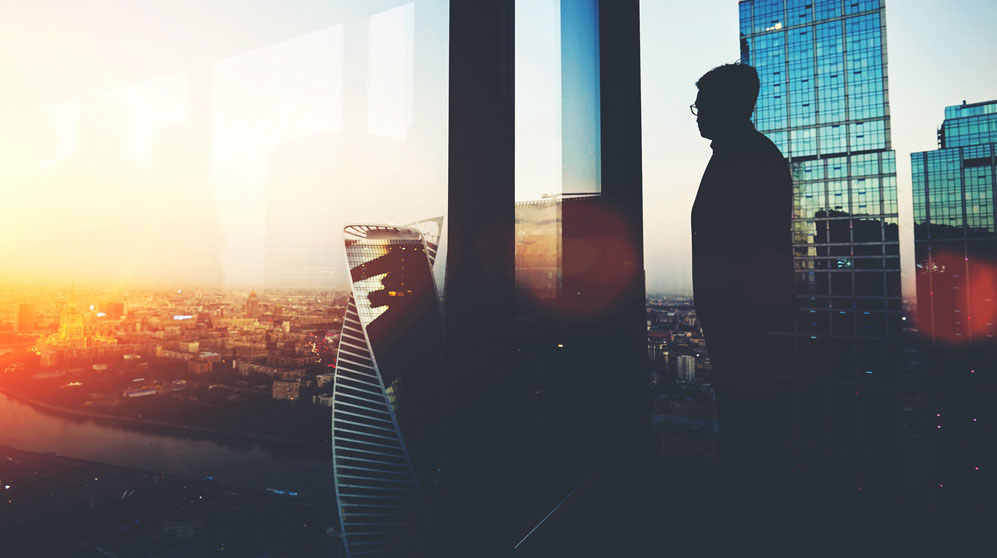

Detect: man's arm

[736,153,796,313]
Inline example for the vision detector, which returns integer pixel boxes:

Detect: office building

[677,354,697,382]
[57,289,86,345]
[272,380,300,401]
[739,0,903,500]
[15,303,34,332]
[912,99,997,514]
[913,100,997,343]
[331,222,443,558]
[246,289,260,319]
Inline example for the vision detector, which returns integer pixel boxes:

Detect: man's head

[694,63,760,140]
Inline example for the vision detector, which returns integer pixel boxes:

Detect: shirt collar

[710,121,757,151]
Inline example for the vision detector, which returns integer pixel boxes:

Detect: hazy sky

[1,0,995,295]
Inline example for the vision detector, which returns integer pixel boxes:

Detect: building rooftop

[944,100,997,120]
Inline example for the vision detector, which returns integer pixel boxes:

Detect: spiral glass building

[331,221,443,557]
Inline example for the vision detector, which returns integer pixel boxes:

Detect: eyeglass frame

[690,103,698,116]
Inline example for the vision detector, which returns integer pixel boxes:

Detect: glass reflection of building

[515,198,562,305]
[262,139,343,292]
[739,0,903,499]
[912,100,997,515]
[331,222,443,558]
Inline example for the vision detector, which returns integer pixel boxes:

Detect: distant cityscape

[1,286,350,446]
[646,294,719,459]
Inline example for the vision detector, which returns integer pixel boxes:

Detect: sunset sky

[1,0,995,296]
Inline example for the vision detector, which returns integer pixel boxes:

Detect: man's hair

[695,63,760,118]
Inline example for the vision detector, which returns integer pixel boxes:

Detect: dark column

[441,1,515,555]
[596,0,646,461]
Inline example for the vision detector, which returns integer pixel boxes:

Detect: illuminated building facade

[48,288,118,349]
[57,291,86,345]
[331,221,443,558]
[912,100,997,515]
[515,198,562,305]
[739,0,903,501]
[513,194,622,317]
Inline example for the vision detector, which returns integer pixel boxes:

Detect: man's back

[691,124,795,371]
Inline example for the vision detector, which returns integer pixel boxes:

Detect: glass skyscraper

[913,100,997,342]
[912,100,996,515]
[739,0,903,499]
[331,222,443,557]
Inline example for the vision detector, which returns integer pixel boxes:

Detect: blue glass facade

[911,101,997,514]
[739,0,902,494]
[912,100,997,342]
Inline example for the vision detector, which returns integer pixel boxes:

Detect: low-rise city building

[272,380,300,401]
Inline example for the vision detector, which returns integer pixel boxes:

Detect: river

[0,391,334,500]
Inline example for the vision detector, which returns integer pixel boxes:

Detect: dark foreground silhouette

[691,63,797,522]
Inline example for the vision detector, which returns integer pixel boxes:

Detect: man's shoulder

[749,130,788,162]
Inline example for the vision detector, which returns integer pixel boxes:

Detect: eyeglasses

[690,103,698,116]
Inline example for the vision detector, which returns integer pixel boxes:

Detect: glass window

[815,0,843,21]
[753,0,785,34]
[787,0,814,25]
[1,3,450,556]
[819,124,847,155]
[845,0,881,16]
[791,127,818,158]
[845,13,885,121]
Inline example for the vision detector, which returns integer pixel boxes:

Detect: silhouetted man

[691,63,796,522]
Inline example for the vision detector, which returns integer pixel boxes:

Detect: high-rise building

[57,289,85,344]
[677,354,697,382]
[246,289,260,319]
[331,222,443,558]
[912,99,997,515]
[739,0,903,501]
[913,100,997,343]
[15,303,34,332]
